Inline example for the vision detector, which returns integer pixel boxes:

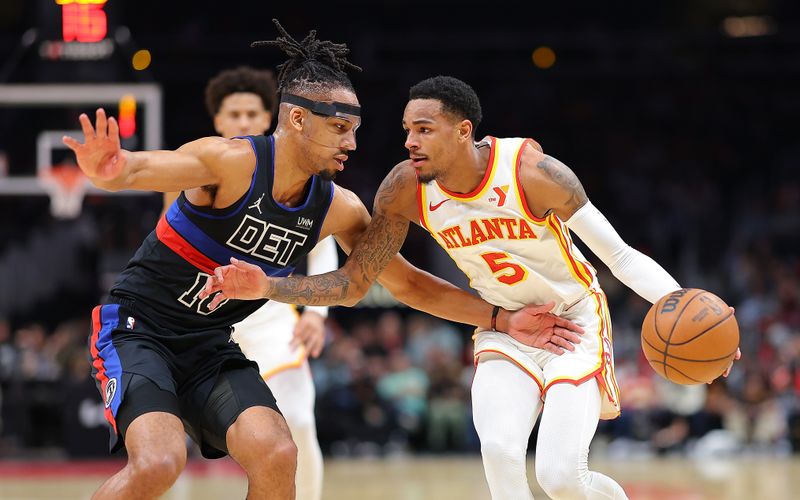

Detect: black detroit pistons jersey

[110,135,334,333]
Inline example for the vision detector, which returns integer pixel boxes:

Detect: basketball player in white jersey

[162,66,334,500]
[202,75,739,499]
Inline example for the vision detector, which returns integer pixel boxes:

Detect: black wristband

[491,305,500,331]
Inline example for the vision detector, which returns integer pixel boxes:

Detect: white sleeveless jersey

[417,136,600,314]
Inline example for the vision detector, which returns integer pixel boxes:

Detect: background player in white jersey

[202,75,740,499]
[161,66,334,500]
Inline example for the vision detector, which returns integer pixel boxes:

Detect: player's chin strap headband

[281,93,361,119]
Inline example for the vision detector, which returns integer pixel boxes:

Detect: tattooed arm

[518,142,681,302]
[252,163,413,307]
[517,141,588,220]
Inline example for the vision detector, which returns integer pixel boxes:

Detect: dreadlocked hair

[251,19,362,96]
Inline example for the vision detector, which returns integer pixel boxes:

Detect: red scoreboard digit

[56,0,108,43]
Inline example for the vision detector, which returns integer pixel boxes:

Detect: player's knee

[243,431,298,473]
[271,435,298,470]
[261,433,298,473]
[536,460,583,500]
[480,436,526,466]
[128,447,186,487]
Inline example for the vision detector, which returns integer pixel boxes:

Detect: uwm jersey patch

[417,136,599,313]
[111,135,334,331]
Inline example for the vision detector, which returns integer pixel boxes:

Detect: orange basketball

[641,288,739,385]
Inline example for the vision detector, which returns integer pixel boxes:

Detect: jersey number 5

[480,252,528,285]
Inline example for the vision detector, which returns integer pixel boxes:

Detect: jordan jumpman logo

[249,193,265,214]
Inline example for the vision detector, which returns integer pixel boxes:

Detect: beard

[417,169,441,184]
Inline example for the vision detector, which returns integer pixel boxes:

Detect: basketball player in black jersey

[63,21,585,500]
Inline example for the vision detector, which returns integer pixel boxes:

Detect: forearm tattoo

[537,155,588,215]
[264,269,352,306]
[263,168,410,306]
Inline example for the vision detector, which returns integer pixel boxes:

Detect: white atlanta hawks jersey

[418,136,620,419]
[417,136,600,315]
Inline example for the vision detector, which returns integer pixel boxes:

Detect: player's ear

[289,107,306,131]
[213,114,224,135]
[457,119,473,143]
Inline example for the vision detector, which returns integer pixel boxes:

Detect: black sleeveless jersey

[110,135,334,334]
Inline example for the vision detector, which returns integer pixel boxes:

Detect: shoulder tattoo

[536,155,588,213]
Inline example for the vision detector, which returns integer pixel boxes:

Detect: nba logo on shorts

[126,316,135,329]
[104,378,117,409]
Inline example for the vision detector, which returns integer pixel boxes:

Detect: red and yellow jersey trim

[473,348,545,395]
[546,215,594,290]
[541,291,620,418]
[511,139,596,291]
[416,171,433,232]
[434,136,499,201]
[513,139,549,223]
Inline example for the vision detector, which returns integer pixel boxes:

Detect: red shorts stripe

[90,305,117,433]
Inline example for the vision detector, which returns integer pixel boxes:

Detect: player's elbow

[378,274,419,308]
[91,177,123,192]
[336,266,370,306]
[340,280,368,307]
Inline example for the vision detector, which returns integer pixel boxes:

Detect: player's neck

[436,142,490,194]
[271,131,315,208]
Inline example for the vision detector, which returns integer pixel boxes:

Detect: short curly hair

[204,66,278,118]
[409,76,482,136]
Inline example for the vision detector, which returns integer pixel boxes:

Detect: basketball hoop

[38,165,89,219]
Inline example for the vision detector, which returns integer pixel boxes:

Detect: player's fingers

[230,257,257,273]
[554,327,582,345]
[729,306,735,314]
[62,135,81,151]
[310,336,324,358]
[722,348,741,378]
[79,113,95,138]
[551,335,576,352]
[289,333,302,350]
[543,342,565,356]
[96,108,107,138]
[214,266,225,283]
[108,116,120,143]
[553,316,585,335]
[208,292,227,310]
[199,274,219,298]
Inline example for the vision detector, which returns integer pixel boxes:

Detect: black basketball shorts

[89,302,281,459]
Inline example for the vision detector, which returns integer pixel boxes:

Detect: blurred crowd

[0,220,797,459]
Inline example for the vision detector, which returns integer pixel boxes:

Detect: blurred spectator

[425,349,469,452]
[377,350,429,441]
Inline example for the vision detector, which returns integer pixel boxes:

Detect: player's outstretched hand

[62,108,126,181]
[506,301,585,355]
[200,257,270,310]
[291,310,327,358]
